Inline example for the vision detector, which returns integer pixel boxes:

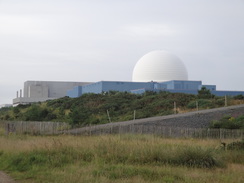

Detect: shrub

[233,94,244,100]
[210,115,244,129]
[187,99,214,109]
[187,101,198,109]
[176,147,222,168]
[215,98,225,106]
[227,140,244,150]
[198,87,215,99]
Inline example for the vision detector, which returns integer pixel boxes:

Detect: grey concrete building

[13,81,92,106]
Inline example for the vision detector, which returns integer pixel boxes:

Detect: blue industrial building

[67,80,244,98]
[67,81,154,97]
[64,50,244,98]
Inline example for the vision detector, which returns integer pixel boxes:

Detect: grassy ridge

[0,134,244,183]
[1,91,243,126]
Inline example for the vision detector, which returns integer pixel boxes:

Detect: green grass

[0,134,243,183]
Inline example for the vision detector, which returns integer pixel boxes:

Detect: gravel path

[0,171,16,183]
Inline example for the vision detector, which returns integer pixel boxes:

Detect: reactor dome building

[13,50,244,105]
[132,50,188,82]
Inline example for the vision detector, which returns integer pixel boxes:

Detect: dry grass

[229,100,244,106]
[0,134,229,156]
[0,133,243,183]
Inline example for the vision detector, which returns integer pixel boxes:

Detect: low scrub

[210,115,244,129]
[1,91,240,126]
[227,140,244,150]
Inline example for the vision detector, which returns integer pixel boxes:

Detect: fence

[2,121,244,139]
[4,121,70,135]
[64,124,244,139]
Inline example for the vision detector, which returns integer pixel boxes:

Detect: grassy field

[0,132,243,183]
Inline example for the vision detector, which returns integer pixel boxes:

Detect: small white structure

[13,81,92,106]
[132,50,188,82]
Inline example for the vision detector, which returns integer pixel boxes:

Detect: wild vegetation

[0,86,244,182]
[210,115,244,129]
[0,132,243,183]
[0,89,244,126]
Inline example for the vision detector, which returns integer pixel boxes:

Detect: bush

[234,94,244,100]
[176,147,222,168]
[215,98,225,106]
[210,115,244,129]
[197,87,215,99]
[187,99,214,109]
[0,91,239,125]
[227,140,244,150]
[23,105,51,121]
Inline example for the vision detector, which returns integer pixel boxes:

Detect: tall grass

[0,134,243,182]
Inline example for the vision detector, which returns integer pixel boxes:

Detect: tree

[197,87,214,99]
[234,94,244,100]
[69,106,90,125]
[24,105,49,121]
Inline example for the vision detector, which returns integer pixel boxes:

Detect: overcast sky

[1,0,244,104]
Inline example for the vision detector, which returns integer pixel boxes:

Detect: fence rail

[2,121,243,139]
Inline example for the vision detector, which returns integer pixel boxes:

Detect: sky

[1,0,244,104]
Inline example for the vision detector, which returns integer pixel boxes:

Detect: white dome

[132,50,188,82]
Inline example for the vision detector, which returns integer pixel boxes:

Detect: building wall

[14,81,92,105]
[13,97,54,106]
[29,85,48,98]
[166,89,198,95]
[67,80,244,98]
[131,88,198,95]
[82,82,103,94]
[67,86,82,98]
[212,90,244,97]
[154,83,167,90]
[102,81,154,93]
[130,88,147,95]
[159,80,202,90]
[160,81,174,89]
[200,85,216,91]
[23,81,91,98]
[81,81,155,95]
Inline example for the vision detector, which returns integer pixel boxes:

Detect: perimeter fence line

[2,121,243,139]
[69,124,244,139]
[3,121,70,135]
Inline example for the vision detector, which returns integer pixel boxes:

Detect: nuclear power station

[13,50,244,105]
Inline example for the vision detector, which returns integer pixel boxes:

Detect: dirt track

[0,171,15,183]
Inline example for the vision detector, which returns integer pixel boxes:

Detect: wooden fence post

[5,123,9,135]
